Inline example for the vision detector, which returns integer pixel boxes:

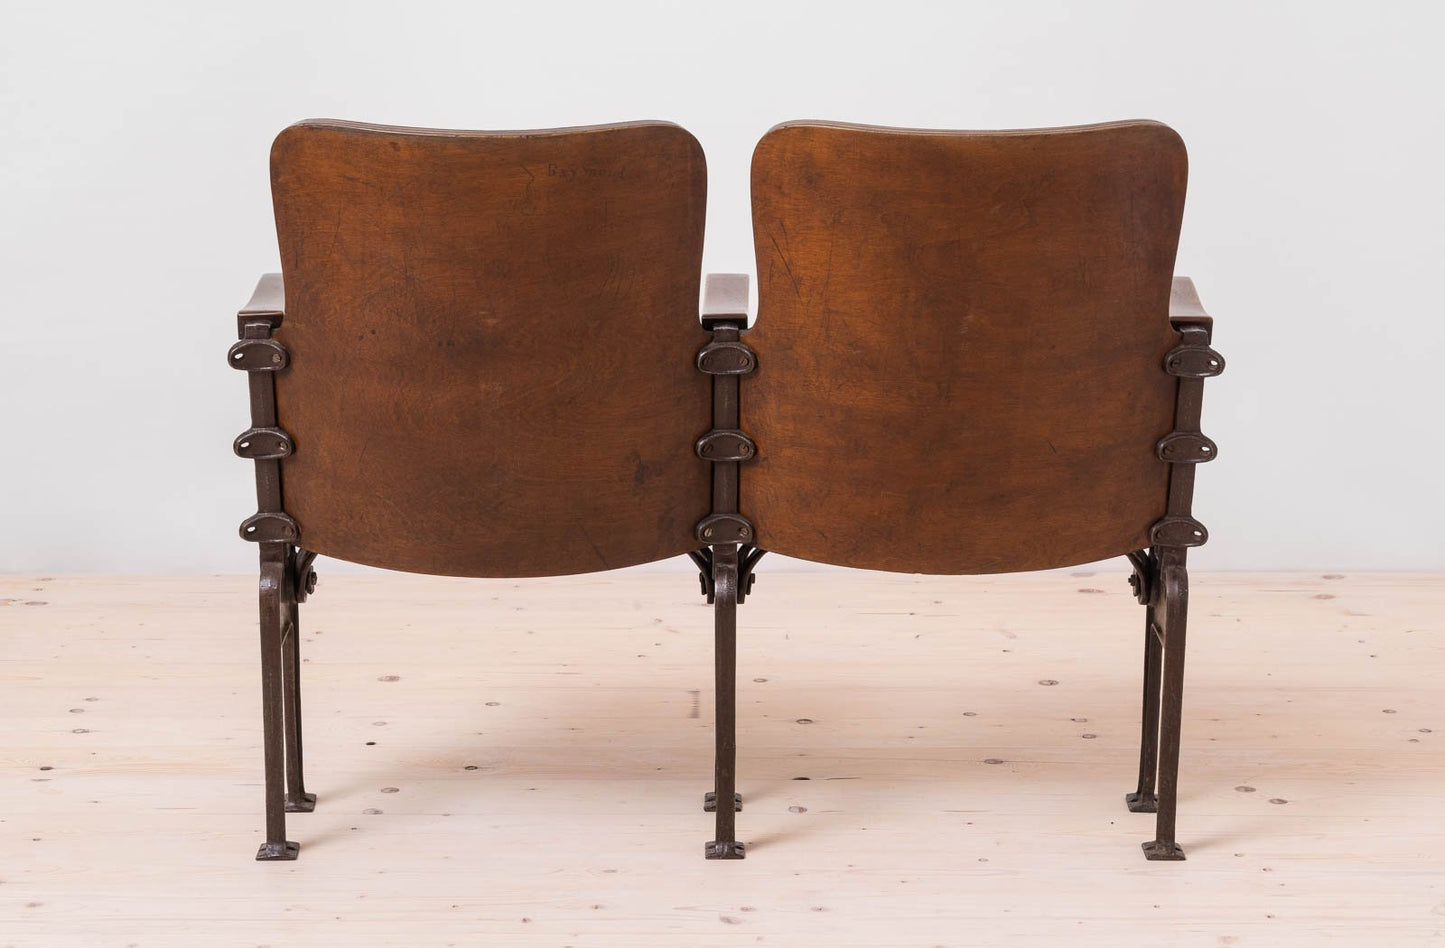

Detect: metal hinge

[1126,549,1156,604]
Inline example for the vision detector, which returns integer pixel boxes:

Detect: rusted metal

[694,276,760,860]
[233,426,294,461]
[703,791,743,812]
[1149,516,1209,548]
[1155,432,1216,464]
[227,337,289,372]
[291,548,319,604]
[1128,314,1222,861]
[738,545,765,604]
[1163,340,1224,378]
[696,513,753,545]
[239,511,300,543]
[690,543,765,606]
[696,340,757,375]
[1126,549,1155,605]
[705,543,744,859]
[231,275,317,861]
[696,429,755,462]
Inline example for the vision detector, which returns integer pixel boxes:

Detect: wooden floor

[1,570,1442,946]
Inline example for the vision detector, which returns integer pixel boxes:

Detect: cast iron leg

[1143,564,1188,861]
[255,545,298,860]
[705,544,745,859]
[282,594,316,813]
[1126,606,1163,814]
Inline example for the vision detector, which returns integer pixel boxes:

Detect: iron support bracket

[696,340,756,375]
[696,513,753,545]
[234,426,294,460]
[1156,432,1216,464]
[696,429,755,462]
[1163,342,1224,378]
[1150,516,1209,548]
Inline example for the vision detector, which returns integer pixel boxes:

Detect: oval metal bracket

[1156,432,1217,463]
[696,429,755,462]
[240,511,300,543]
[697,340,756,376]
[234,426,294,460]
[228,338,289,372]
[1150,516,1208,548]
[1163,344,1224,378]
[696,513,753,545]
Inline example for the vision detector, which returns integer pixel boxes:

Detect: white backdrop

[2,0,1441,573]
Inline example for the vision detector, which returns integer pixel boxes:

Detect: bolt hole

[246,526,256,534]
[239,441,251,449]
[1201,446,1211,453]
[232,352,243,360]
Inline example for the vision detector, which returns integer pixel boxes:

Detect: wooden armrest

[1169,276,1211,332]
[238,273,285,335]
[701,273,750,329]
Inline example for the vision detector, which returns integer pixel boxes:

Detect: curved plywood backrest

[269,120,710,577]
[743,121,1188,574]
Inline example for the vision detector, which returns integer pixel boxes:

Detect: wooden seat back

[268,120,710,576]
[743,120,1189,573]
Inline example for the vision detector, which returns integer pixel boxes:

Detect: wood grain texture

[743,120,1190,573]
[268,120,711,577]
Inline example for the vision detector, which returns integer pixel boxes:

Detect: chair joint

[1150,516,1209,549]
[234,426,294,460]
[696,429,755,462]
[1156,432,1217,463]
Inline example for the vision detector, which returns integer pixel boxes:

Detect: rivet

[701,444,713,456]
[271,353,283,364]
[703,527,713,539]
[739,526,749,538]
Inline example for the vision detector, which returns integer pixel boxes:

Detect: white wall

[2,0,1441,573]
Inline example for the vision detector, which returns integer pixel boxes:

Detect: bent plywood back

[269,120,710,577]
[744,121,1188,574]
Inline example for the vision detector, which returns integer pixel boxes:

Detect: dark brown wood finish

[743,120,1189,574]
[268,120,711,577]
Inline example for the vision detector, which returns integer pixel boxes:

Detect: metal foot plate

[703,791,743,813]
[1141,839,1186,861]
[1125,791,1158,813]
[705,840,746,860]
[256,840,300,861]
[285,792,317,813]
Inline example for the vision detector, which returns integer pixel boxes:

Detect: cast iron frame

[230,274,318,861]
[1123,311,1224,860]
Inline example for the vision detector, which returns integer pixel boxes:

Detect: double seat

[230,118,1223,863]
